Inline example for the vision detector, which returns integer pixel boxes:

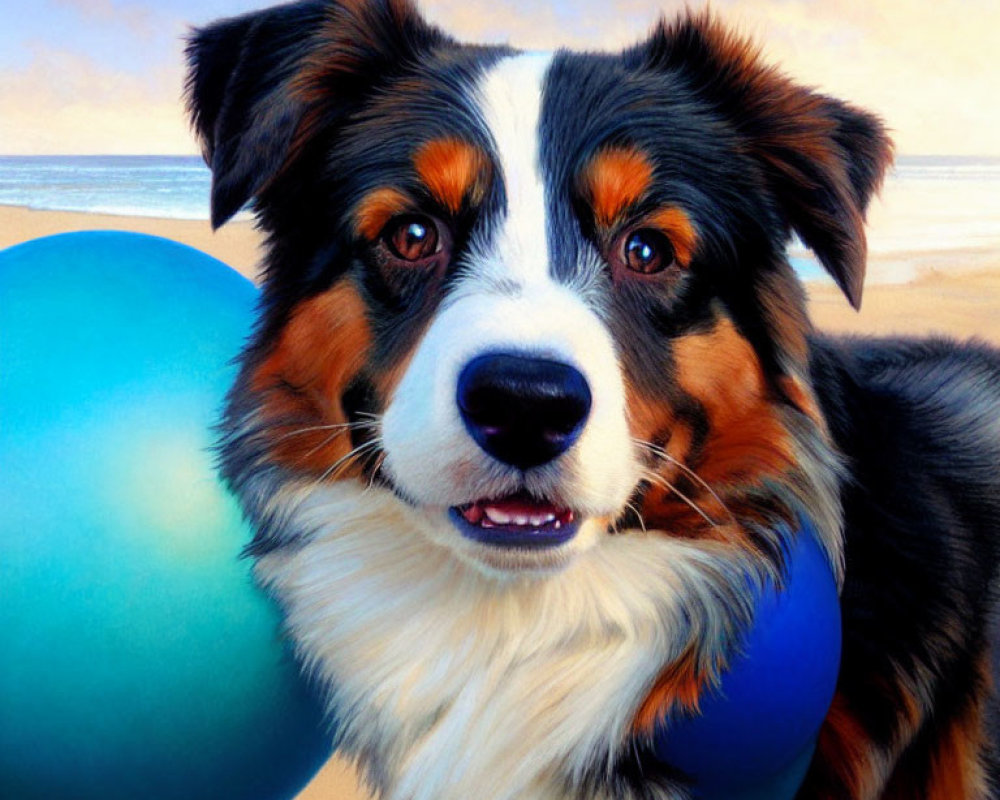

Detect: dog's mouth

[448,491,579,548]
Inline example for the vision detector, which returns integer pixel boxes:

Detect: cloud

[0,45,192,154]
[710,0,1000,155]
[51,0,158,38]
[3,0,999,154]
[431,0,1000,155]
[419,0,653,50]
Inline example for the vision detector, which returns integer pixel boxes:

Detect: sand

[4,204,996,800]
[0,205,265,283]
[808,261,1000,342]
[4,204,998,343]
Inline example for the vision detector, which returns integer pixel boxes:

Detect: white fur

[380,284,638,566]
[245,51,839,800]
[475,52,553,285]
[257,482,747,800]
[379,53,640,572]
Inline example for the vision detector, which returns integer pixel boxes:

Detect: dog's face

[188,0,889,577]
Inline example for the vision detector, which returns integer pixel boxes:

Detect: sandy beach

[0,205,265,283]
[4,203,999,342]
[3,203,997,800]
[808,251,1000,342]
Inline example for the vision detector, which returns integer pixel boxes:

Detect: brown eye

[623,229,675,274]
[384,215,440,262]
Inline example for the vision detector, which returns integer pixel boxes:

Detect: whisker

[301,424,380,463]
[317,442,380,485]
[363,452,388,495]
[632,437,734,523]
[271,419,379,445]
[622,500,647,534]
[316,439,384,485]
[641,469,719,529]
[301,428,350,461]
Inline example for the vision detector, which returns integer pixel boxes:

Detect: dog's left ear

[185,0,444,228]
[633,13,893,309]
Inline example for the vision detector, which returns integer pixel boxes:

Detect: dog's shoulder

[809,330,1000,567]
[810,332,1000,476]
[802,332,1000,796]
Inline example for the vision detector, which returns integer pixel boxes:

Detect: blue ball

[0,232,331,800]
[654,524,841,799]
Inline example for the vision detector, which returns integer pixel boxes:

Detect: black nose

[457,353,592,470]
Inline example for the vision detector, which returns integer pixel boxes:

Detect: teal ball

[0,232,331,799]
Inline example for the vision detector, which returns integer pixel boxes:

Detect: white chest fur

[256,483,746,800]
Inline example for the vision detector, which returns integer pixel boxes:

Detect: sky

[2,0,998,155]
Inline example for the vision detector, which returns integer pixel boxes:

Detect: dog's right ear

[185,0,444,228]
[185,2,327,228]
[631,13,893,310]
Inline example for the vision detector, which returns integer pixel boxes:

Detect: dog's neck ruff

[256,481,839,800]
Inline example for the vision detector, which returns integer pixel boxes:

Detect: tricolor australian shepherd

[186,1,1000,797]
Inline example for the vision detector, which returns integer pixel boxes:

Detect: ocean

[0,156,214,221]
[2,154,999,282]
[787,155,1000,282]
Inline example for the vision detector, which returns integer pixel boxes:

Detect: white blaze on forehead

[475,52,554,284]
[380,52,639,540]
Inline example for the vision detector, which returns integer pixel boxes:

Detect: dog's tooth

[478,504,567,528]
[554,520,561,529]
[485,507,511,525]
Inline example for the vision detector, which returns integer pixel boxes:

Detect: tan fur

[355,187,413,241]
[579,146,654,227]
[413,137,489,213]
[643,207,699,268]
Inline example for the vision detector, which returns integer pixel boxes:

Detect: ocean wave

[2,155,998,238]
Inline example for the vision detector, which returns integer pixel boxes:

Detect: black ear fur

[636,13,894,309]
[185,2,329,227]
[185,0,443,228]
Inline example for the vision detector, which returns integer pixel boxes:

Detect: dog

[185,1,1000,797]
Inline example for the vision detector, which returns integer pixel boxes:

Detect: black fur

[187,2,1000,797]
[628,16,893,309]
[803,336,1000,795]
[186,1,331,227]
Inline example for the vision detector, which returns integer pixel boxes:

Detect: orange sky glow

[2,0,998,155]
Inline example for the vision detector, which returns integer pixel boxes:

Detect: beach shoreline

[4,203,999,343]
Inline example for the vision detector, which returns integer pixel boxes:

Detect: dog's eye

[384,215,440,262]
[622,229,675,274]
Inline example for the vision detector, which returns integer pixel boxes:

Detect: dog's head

[187,0,890,577]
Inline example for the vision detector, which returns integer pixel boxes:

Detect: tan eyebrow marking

[645,206,699,268]
[413,137,489,213]
[579,146,654,226]
[354,187,412,241]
